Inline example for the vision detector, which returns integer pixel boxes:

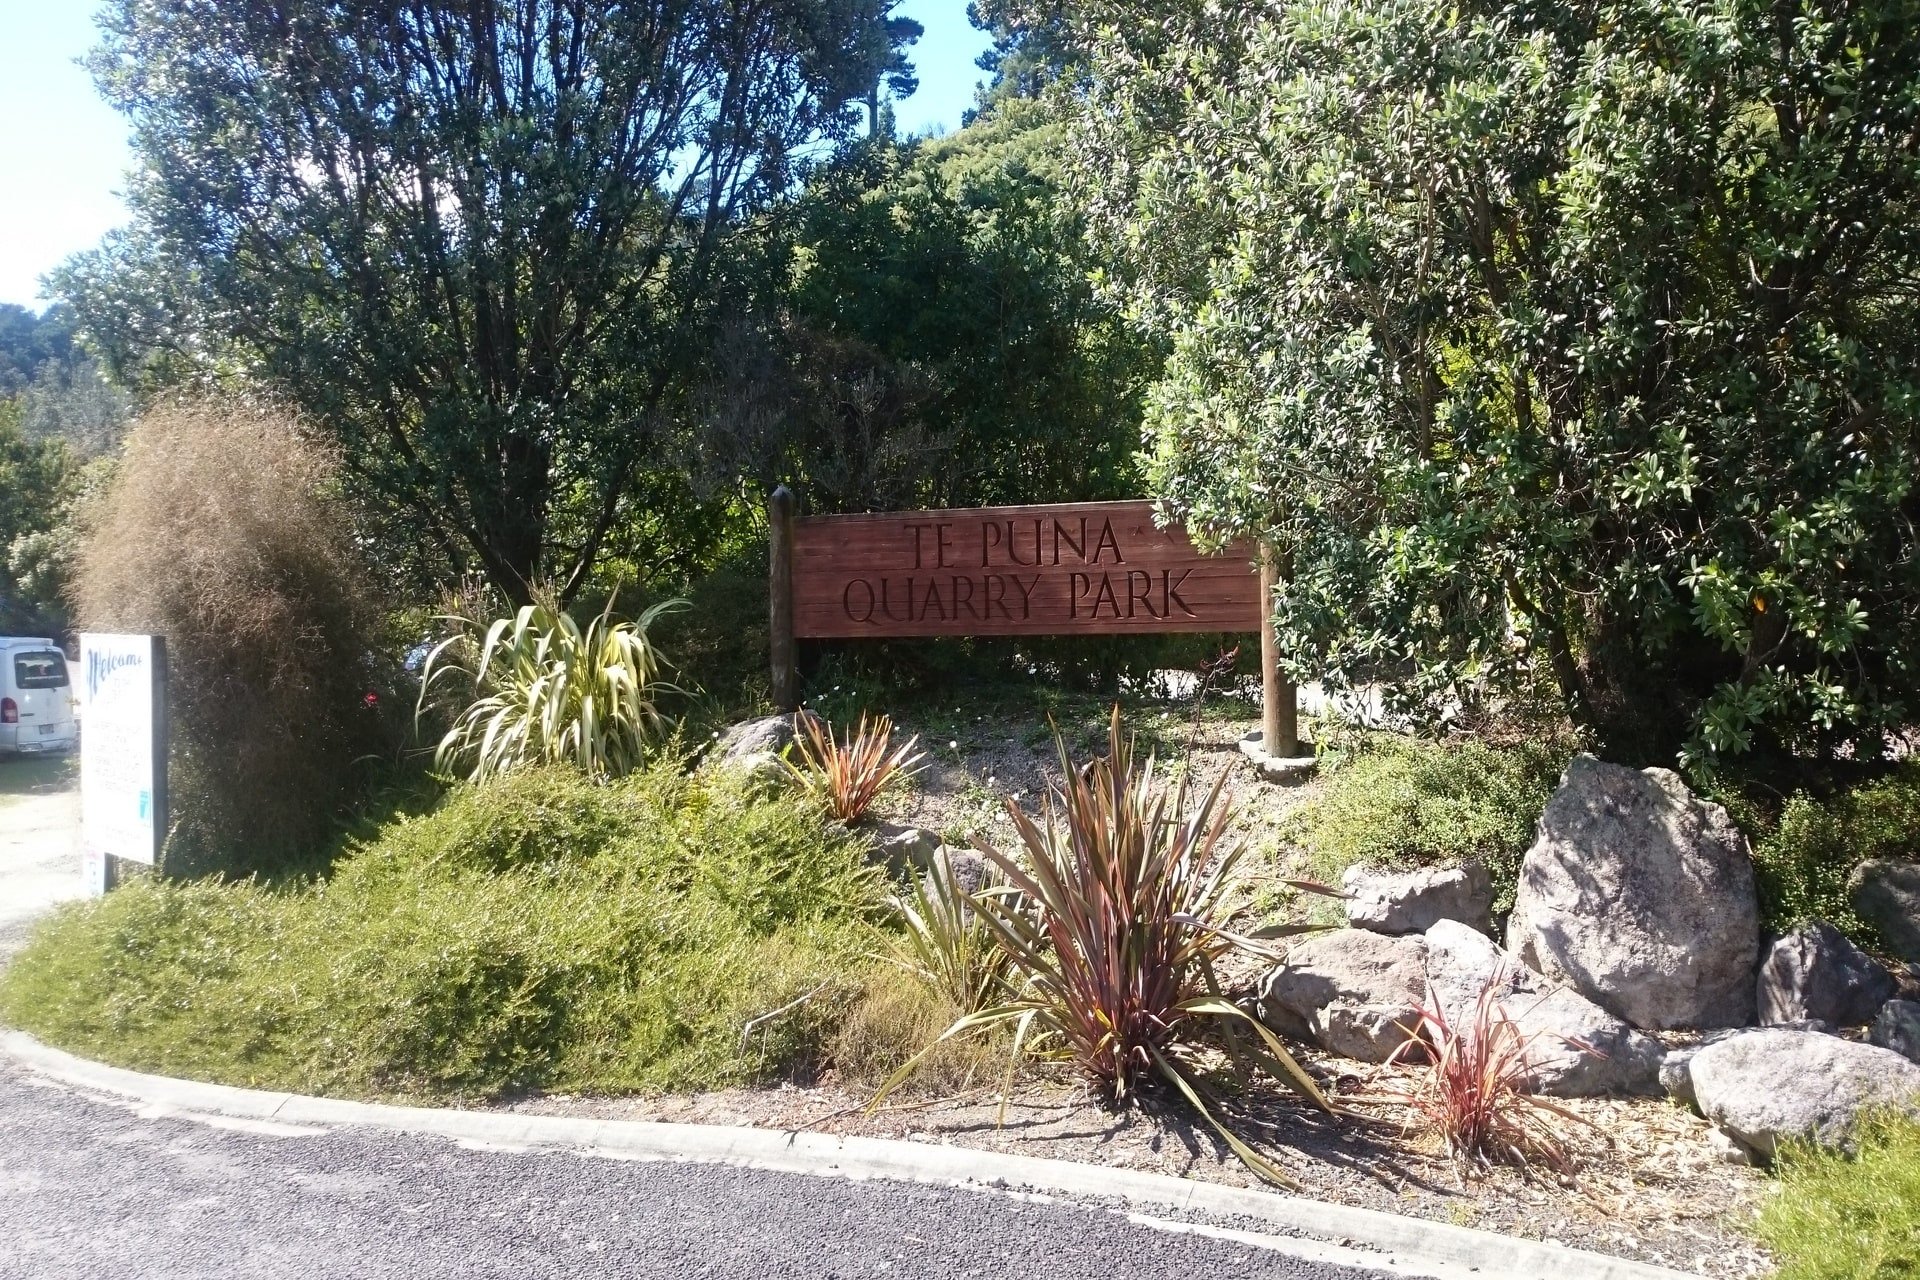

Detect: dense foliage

[0,304,76,395]
[0,766,885,1096]
[1739,762,1920,944]
[1282,736,1563,910]
[0,401,74,633]
[62,0,921,604]
[1070,0,1920,765]
[71,397,390,876]
[704,99,1151,516]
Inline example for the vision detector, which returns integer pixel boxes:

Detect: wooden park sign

[767,488,1302,757]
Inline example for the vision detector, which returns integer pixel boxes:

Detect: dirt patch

[495,1052,1769,1278]
[867,692,1318,879]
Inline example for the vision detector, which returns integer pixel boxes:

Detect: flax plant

[784,712,927,822]
[1388,980,1585,1172]
[420,594,684,782]
[875,706,1334,1187]
[887,850,1012,1016]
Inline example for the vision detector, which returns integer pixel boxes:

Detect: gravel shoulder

[0,754,82,963]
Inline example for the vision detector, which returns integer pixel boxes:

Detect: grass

[1281,735,1564,911]
[0,763,888,1099]
[1758,1110,1920,1279]
[0,752,75,807]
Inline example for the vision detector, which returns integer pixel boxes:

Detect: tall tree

[701,100,1152,514]
[62,0,917,603]
[1072,0,1920,766]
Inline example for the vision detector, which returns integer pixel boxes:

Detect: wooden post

[1260,548,1299,757]
[769,486,798,711]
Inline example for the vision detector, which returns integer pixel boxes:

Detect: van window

[13,651,69,690]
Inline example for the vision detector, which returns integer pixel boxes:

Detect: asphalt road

[0,1064,1396,1280]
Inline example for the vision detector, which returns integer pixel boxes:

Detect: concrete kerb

[3,1029,1692,1280]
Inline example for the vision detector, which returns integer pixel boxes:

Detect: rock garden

[661,703,1920,1277]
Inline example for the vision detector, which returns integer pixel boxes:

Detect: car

[0,637,78,755]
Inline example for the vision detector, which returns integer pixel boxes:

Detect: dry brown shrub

[72,395,387,876]
[830,969,1000,1096]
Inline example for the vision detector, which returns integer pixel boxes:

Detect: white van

[0,638,78,755]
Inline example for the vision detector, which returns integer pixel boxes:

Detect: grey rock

[939,848,991,898]
[1422,920,1662,1096]
[1705,1127,1756,1167]
[1688,1028,1920,1156]
[1871,999,1920,1064]
[710,712,816,784]
[715,713,804,760]
[1343,863,1494,936]
[1507,755,1760,1030]
[869,823,942,875]
[1659,1028,1765,1107]
[1756,921,1896,1027]
[1260,930,1427,1063]
[1850,859,1920,962]
[1772,1018,1840,1035]
[1659,1051,1695,1106]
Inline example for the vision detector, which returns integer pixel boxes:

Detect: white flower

[948,740,959,751]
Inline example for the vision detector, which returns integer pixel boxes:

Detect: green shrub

[422,596,684,782]
[1743,764,1920,947]
[1758,1111,1920,1280]
[0,764,884,1098]
[1283,736,1564,910]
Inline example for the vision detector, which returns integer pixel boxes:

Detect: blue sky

[0,1,990,310]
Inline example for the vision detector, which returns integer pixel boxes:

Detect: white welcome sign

[79,633,168,893]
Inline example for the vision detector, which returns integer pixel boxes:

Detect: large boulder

[1850,859,1920,962]
[1343,863,1494,936]
[1871,999,1920,1064]
[1423,920,1662,1096]
[1660,1024,1834,1107]
[1756,921,1896,1027]
[1507,756,1760,1029]
[1687,1028,1920,1156]
[1260,930,1427,1063]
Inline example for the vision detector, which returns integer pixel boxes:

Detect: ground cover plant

[1735,763,1920,947]
[1757,1110,1920,1279]
[0,765,885,1098]
[1282,735,1563,910]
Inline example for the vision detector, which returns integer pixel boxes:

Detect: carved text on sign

[789,501,1260,638]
